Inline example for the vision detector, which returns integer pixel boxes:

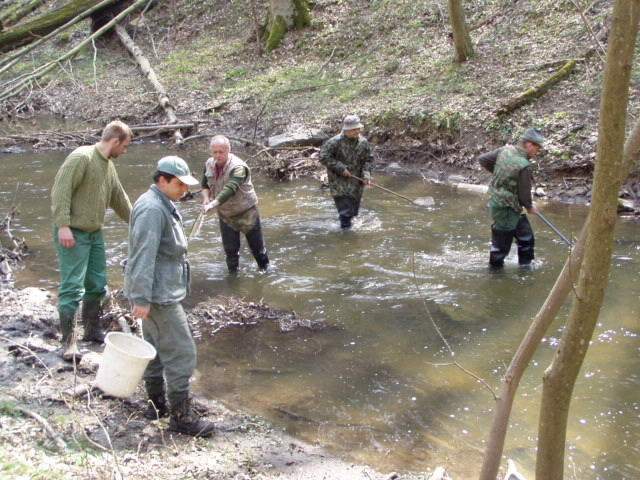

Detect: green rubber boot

[81,299,105,343]
[59,309,82,362]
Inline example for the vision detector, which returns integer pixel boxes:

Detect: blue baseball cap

[157,156,199,186]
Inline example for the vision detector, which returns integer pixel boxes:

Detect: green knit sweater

[51,145,132,232]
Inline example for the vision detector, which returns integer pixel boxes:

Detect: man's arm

[201,166,211,204]
[519,166,534,210]
[126,206,163,314]
[51,153,87,228]
[214,165,247,205]
[110,169,132,223]
[319,139,348,175]
[477,148,501,173]
[51,153,88,248]
[362,141,374,182]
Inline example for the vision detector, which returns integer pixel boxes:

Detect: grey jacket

[124,185,190,306]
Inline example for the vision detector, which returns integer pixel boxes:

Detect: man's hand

[58,226,76,249]
[364,177,373,188]
[342,169,352,178]
[203,199,220,213]
[527,205,540,215]
[132,304,151,320]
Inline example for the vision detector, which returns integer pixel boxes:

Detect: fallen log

[496,59,577,116]
[0,0,46,30]
[0,0,120,77]
[0,122,205,148]
[0,0,147,102]
[0,0,126,54]
[114,24,184,144]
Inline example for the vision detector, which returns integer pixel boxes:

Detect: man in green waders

[478,128,545,269]
[125,156,215,437]
[51,121,133,361]
[320,115,374,229]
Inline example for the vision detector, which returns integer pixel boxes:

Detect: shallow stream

[1,142,638,479]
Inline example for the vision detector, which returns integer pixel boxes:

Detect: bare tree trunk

[0,0,45,30]
[114,24,184,144]
[447,0,473,62]
[0,0,126,54]
[536,1,640,478]
[265,0,310,52]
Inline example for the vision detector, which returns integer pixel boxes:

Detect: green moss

[266,15,288,52]
[225,67,248,80]
[293,0,311,29]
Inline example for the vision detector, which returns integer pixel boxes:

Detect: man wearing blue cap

[478,128,545,269]
[125,156,215,437]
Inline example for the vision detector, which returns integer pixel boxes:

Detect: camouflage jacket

[320,134,374,198]
[487,145,531,212]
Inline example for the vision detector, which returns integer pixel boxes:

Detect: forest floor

[1,0,639,204]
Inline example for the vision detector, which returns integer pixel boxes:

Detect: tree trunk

[536,1,640,478]
[0,0,45,30]
[447,0,473,62]
[114,24,184,144]
[265,0,310,52]
[0,0,125,54]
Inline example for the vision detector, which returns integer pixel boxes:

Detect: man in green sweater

[51,120,133,361]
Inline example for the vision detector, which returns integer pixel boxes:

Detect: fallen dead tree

[0,121,205,149]
[0,0,46,30]
[496,59,577,116]
[0,0,131,53]
[0,0,147,102]
[114,23,185,144]
[0,0,119,78]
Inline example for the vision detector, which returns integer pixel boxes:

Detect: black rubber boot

[515,215,535,266]
[59,309,82,362]
[339,215,352,229]
[225,255,239,274]
[169,398,216,437]
[489,227,514,269]
[81,298,105,343]
[144,393,169,420]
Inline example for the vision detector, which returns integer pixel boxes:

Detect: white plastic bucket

[95,332,157,398]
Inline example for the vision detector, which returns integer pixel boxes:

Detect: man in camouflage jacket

[320,115,374,229]
[478,128,545,269]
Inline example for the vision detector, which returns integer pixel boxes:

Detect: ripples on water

[2,144,639,478]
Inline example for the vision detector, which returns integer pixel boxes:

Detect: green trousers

[54,227,107,316]
[142,303,197,405]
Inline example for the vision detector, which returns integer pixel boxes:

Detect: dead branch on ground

[14,406,68,451]
[0,0,119,77]
[0,0,147,102]
[114,23,184,144]
[496,59,577,116]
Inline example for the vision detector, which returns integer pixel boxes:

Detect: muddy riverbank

[1,286,436,480]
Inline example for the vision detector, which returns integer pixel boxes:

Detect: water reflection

[1,143,639,478]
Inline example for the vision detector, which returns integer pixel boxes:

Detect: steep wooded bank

[0,0,638,199]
